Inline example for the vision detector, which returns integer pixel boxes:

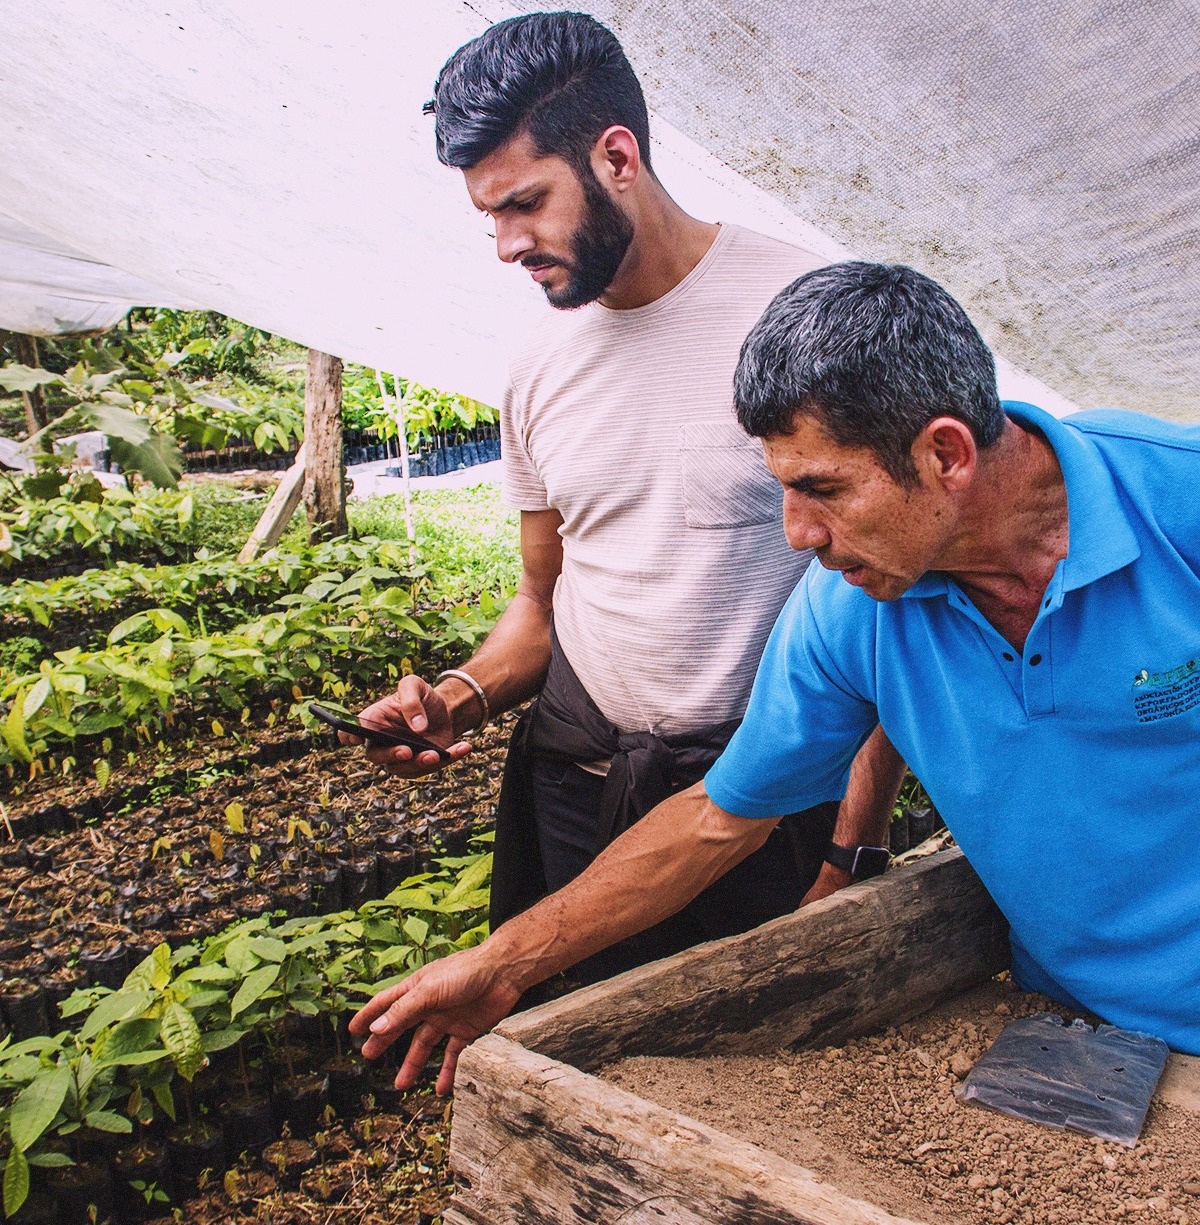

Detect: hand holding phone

[309,702,453,762]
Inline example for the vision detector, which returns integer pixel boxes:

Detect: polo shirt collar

[902,400,1141,600]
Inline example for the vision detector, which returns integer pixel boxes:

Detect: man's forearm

[434,509,562,737]
[805,725,906,899]
[436,590,553,735]
[834,724,905,846]
[487,783,778,992]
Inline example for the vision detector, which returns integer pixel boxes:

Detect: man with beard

[350,11,903,981]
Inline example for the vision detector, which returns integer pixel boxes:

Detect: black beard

[542,170,635,309]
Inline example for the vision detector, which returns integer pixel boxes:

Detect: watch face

[852,846,891,879]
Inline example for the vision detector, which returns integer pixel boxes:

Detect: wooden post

[11,333,50,439]
[302,348,346,539]
[237,444,306,563]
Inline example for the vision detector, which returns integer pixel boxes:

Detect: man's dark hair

[735,262,1004,484]
[427,11,652,175]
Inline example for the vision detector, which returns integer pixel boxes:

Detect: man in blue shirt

[352,261,1200,1090]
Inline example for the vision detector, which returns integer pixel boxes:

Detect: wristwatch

[824,840,890,880]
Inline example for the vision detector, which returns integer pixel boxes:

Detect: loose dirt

[604,979,1200,1225]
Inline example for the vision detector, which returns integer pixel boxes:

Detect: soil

[172,1076,454,1224]
[603,978,1200,1225]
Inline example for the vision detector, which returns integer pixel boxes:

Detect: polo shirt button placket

[1022,640,1054,716]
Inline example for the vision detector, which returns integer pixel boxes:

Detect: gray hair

[734,262,1004,484]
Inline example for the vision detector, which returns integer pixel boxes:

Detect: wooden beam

[450,1034,931,1225]
[497,849,1010,1071]
[236,444,306,563]
[1158,1053,1200,1113]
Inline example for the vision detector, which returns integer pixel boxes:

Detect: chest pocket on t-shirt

[680,421,781,529]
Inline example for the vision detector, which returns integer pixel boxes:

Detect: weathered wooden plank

[1158,1053,1200,1113]
[497,849,1009,1071]
[451,1034,934,1225]
[237,443,306,563]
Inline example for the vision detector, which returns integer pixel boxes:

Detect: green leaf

[124,942,171,993]
[107,431,183,490]
[100,1049,168,1068]
[229,963,279,1018]
[0,364,60,393]
[83,1109,133,1134]
[179,988,226,1010]
[80,400,152,444]
[151,1080,176,1122]
[0,1036,67,1061]
[176,963,236,984]
[247,936,287,963]
[443,855,492,902]
[146,607,189,635]
[22,677,51,720]
[402,916,430,945]
[190,390,245,413]
[200,1026,246,1053]
[99,1018,160,1062]
[80,988,156,1041]
[3,691,32,765]
[59,989,101,1019]
[107,612,151,645]
[3,1147,29,1218]
[9,1065,71,1151]
[161,1000,205,1081]
[26,1152,75,1169]
[94,758,111,789]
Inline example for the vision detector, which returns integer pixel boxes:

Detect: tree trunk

[301,349,346,539]
[12,333,50,439]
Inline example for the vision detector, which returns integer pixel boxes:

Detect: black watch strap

[824,841,890,880]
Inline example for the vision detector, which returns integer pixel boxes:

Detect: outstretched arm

[349,782,778,1092]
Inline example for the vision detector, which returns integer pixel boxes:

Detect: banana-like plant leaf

[79,401,152,444]
[0,364,60,393]
[107,432,183,489]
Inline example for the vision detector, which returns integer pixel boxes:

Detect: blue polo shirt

[706,403,1200,1053]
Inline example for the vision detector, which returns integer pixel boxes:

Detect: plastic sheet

[955,1013,1170,1146]
[1,2,1092,413]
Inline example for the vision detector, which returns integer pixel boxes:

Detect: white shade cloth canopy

[2,2,1195,418]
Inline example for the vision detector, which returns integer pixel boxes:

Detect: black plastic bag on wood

[955,1012,1169,1146]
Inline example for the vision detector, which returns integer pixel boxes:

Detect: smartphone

[308,702,453,761]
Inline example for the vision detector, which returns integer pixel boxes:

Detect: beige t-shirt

[501,224,824,735]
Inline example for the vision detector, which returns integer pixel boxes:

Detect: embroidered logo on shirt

[1131,656,1200,723]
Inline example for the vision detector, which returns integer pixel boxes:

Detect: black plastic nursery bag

[955,1013,1169,1146]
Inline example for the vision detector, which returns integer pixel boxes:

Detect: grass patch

[354,486,520,601]
[185,481,308,555]
[180,479,519,603]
